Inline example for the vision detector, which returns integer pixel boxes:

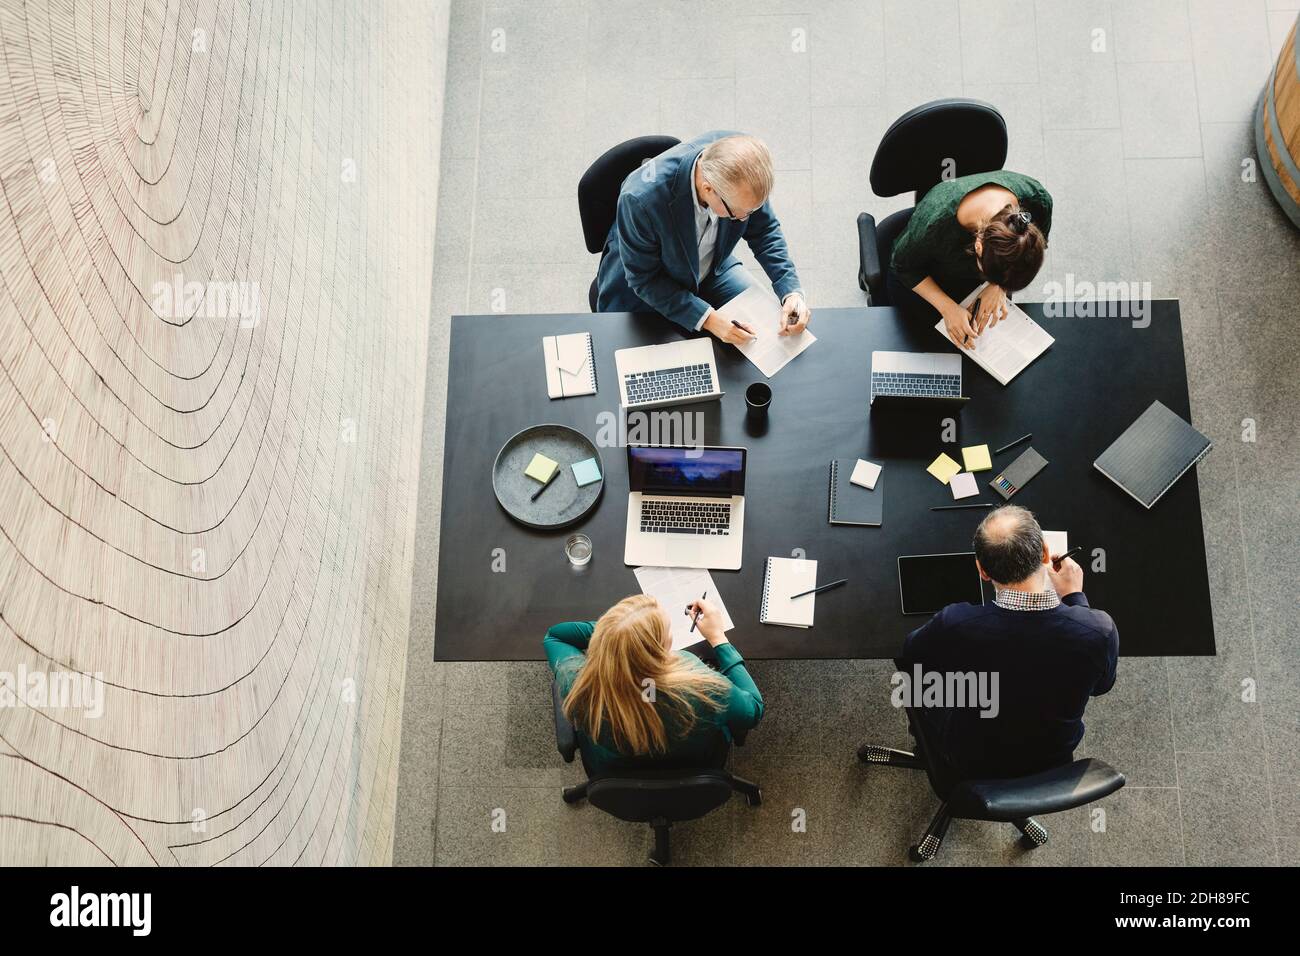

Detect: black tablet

[897,552,985,615]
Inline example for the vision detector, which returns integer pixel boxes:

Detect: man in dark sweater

[898,505,1119,782]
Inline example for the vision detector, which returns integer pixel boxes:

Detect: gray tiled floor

[394,0,1300,866]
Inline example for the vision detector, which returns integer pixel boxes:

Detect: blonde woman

[543,595,764,774]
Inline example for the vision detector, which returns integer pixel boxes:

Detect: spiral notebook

[1094,400,1211,509]
[759,557,818,628]
[828,459,883,526]
[543,332,598,398]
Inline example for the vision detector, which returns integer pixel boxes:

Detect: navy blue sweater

[899,592,1119,781]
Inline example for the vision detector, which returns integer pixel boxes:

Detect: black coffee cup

[745,382,772,418]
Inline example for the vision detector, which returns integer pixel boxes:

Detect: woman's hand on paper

[973,284,1008,334]
[942,302,979,349]
[685,598,728,646]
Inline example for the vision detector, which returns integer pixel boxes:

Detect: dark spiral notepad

[828,459,883,526]
[1094,400,1212,509]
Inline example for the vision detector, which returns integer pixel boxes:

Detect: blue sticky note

[571,457,602,487]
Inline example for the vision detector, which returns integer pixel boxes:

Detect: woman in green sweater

[543,594,764,775]
[887,170,1052,348]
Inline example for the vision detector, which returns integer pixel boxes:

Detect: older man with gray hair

[896,505,1119,782]
[596,131,810,344]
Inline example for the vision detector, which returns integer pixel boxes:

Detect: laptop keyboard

[871,371,961,398]
[639,498,732,535]
[623,363,713,406]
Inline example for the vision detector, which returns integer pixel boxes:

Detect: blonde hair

[698,134,775,204]
[562,595,732,756]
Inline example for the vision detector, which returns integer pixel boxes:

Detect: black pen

[530,470,559,501]
[953,296,982,347]
[1051,546,1083,569]
[790,579,847,600]
[994,433,1032,455]
[931,503,995,511]
[729,318,756,339]
[687,590,708,633]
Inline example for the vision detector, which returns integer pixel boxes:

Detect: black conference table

[433,302,1215,661]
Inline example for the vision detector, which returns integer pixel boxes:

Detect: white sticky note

[950,471,979,499]
[850,458,881,490]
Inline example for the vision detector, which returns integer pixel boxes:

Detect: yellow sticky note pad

[926,453,962,485]
[962,445,992,472]
[524,452,559,483]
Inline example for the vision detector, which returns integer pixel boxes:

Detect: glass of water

[565,533,593,567]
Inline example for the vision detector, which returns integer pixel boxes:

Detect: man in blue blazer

[897,505,1119,784]
[596,131,811,344]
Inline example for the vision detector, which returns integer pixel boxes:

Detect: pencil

[530,470,559,501]
[790,579,847,599]
[994,434,1032,455]
[931,503,995,511]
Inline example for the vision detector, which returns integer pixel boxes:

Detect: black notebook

[1094,400,1212,509]
[828,459,883,526]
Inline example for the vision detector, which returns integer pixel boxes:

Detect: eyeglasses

[711,184,763,221]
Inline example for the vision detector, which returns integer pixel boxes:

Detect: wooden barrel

[1256,13,1300,229]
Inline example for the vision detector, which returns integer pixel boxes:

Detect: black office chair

[857,98,1008,304]
[578,135,681,311]
[858,704,1125,862]
[552,678,761,866]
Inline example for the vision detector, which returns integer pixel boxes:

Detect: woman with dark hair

[887,170,1051,348]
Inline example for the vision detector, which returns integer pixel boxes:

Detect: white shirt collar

[690,156,716,227]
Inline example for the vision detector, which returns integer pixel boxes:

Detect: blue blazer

[596,131,802,331]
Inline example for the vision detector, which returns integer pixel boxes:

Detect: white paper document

[1043,530,1068,561]
[934,282,1054,386]
[634,566,734,651]
[719,285,817,378]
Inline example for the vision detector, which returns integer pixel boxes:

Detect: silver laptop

[870,350,967,409]
[624,445,746,570]
[614,338,723,410]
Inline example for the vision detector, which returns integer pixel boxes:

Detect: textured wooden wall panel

[0,0,442,865]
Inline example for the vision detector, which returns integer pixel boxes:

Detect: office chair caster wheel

[1017,819,1049,849]
[745,789,762,807]
[909,834,940,862]
[857,744,892,764]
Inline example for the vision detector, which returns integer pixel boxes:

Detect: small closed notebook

[759,557,818,628]
[543,332,598,398]
[828,459,883,526]
[1094,400,1211,509]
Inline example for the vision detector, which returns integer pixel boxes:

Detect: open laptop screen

[627,446,746,497]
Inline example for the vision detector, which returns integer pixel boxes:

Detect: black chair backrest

[578,135,682,253]
[587,769,735,824]
[870,98,1007,204]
